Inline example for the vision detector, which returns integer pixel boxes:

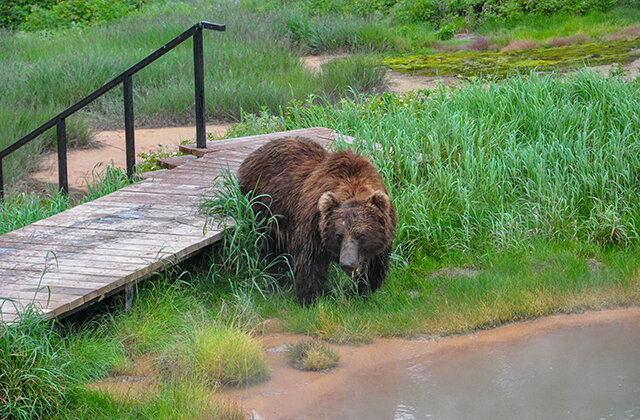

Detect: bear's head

[318,190,394,276]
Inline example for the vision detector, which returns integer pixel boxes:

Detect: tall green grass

[200,171,292,298]
[0,306,71,420]
[230,71,640,258]
[0,0,386,190]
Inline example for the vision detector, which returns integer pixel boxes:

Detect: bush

[437,22,456,40]
[390,0,622,26]
[0,0,56,29]
[1,0,148,31]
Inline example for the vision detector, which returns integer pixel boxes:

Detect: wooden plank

[0,224,216,244]
[180,127,337,156]
[0,242,178,257]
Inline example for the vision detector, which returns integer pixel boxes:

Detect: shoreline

[229,307,640,419]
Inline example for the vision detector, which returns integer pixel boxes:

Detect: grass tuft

[287,339,340,371]
[156,323,270,387]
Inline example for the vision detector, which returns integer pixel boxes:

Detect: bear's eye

[356,232,367,241]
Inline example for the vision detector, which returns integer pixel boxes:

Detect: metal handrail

[0,21,225,199]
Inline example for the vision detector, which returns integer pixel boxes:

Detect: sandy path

[30,124,230,192]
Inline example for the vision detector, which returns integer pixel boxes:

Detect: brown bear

[237,136,396,305]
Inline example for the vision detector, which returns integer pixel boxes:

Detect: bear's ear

[368,190,391,213]
[318,192,339,215]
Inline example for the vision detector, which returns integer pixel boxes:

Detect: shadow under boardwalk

[0,127,348,323]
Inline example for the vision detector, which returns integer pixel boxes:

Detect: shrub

[0,0,56,29]
[9,0,147,31]
[437,22,456,40]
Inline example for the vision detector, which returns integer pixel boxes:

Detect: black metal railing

[0,21,225,199]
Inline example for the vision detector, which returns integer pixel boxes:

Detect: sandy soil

[29,124,230,193]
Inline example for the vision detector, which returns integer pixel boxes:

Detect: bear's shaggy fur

[237,136,396,305]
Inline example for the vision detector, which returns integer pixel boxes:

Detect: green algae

[384,38,640,78]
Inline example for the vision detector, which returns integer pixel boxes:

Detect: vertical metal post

[57,119,68,195]
[193,25,206,149]
[0,158,4,201]
[124,75,135,178]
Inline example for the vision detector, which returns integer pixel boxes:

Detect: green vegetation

[245,0,626,27]
[0,1,386,191]
[0,306,71,420]
[200,171,291,298]
[386,38,640,77]
[1,0,151,30]
[4,0,640,416]
[288,340,340,371]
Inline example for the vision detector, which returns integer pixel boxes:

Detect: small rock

[265,344,290,354]
[430,266,479,279]
[587,258,603,272]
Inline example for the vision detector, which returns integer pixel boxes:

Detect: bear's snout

[339,239,360,275]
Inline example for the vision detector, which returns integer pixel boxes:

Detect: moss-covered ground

[385,38,640,77]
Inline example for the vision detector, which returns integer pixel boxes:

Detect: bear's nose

[339,240,359,275]
[340,260,356,275]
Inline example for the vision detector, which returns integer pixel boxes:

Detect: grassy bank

[0,0,386,191]
[3,72,640,417]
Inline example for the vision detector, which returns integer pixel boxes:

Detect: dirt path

[300,54,458,93]
[30,124,230,193]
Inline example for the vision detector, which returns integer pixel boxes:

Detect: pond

[303,317,640,419]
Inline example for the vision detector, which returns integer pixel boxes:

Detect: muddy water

[307,321,640,419]
[239,309,640,420]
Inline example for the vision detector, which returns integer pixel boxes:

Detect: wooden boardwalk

[0,127,344,323]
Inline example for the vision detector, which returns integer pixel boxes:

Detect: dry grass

[547,35,592,48]
[458,36,490,51]
[500,39,541,52]
[602,25,640,41]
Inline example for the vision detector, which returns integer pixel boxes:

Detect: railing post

[0,158,4,200]
[124,75,135,178]
[57,118,68,195]
[193,24,206,149]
